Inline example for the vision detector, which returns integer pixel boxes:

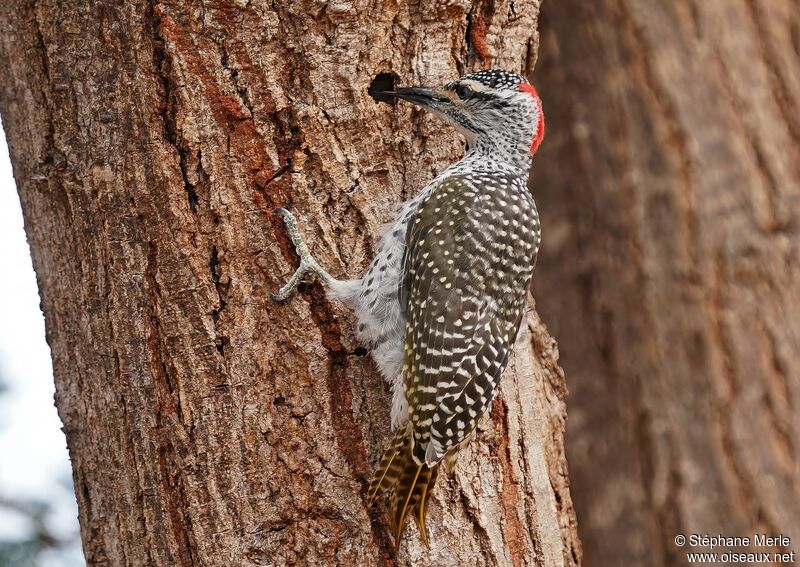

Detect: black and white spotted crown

[458,68,529,89]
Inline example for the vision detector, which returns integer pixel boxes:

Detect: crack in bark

[220,41,255,119]
[31,0,60,178]
[144,241,198,567]
[180,153,201,213]
[255,162,292,191]
[151,7,198,214]
[465,0,496,67]
[490,398,531,567]
[209,245,228,356]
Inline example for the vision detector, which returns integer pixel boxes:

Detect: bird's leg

[272,208,335,301]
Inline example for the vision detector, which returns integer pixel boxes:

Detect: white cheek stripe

[461,79,490,93]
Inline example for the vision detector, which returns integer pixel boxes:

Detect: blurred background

[0,124,83,566]
[532,1,799,565]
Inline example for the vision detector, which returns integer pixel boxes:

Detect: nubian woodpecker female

[273,68,544,545]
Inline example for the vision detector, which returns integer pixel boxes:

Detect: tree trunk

[534,1,800,566]
[0,1,581,565]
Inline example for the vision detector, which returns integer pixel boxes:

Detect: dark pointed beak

[377,87,450,108]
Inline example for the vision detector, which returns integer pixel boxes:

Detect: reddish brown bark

[0,0,580,565]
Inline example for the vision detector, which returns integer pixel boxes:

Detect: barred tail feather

[368,427,440,546]
[412,463,438,546]
[367,427,408,504]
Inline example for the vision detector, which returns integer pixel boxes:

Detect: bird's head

[384,69,544,167]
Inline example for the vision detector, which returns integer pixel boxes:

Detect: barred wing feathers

[401,172,540,466]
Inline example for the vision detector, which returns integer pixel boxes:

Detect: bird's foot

[272,208,333,301]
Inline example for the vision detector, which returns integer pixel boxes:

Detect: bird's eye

[455,84,473,99]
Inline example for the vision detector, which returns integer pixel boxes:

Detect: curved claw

[271,259,312,302]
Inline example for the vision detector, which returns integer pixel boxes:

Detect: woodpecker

[272,68,544,545]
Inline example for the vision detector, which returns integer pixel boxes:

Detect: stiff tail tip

[368,428,439,547]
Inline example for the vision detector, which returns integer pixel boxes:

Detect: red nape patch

[518,82,539,98]
[518,83,545,154]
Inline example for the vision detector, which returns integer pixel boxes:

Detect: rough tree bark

[534,1,800,566]
[0,1,581,565]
